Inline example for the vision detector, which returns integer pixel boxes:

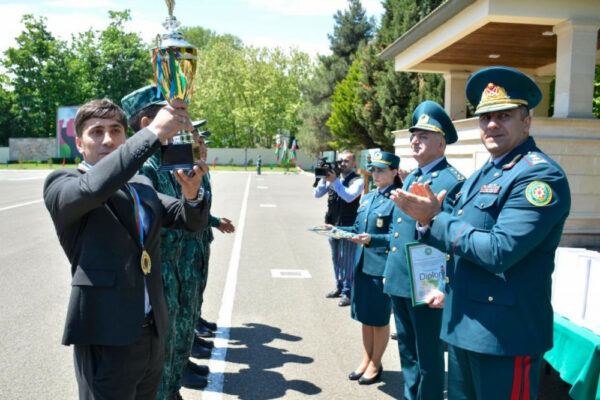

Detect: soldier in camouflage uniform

[170,129,235,396]
[121,85,210,400]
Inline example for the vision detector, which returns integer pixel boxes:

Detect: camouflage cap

[121,85,168,120]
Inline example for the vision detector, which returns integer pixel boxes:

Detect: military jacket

[424,137,571,356]
[372,158,464,298]
[337,184,397,277]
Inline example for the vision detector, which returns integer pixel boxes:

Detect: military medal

[141,250,152,275]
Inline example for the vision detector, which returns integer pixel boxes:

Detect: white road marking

[202,174,251,400]
[8,177,46,181]
[259,204,277,208]
[271,269,312,279]
[256,186,268,189]
[0,199,44,212]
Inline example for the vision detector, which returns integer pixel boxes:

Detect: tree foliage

[298,0,375,155]
[190,39,311,148]
[0,10,151,144]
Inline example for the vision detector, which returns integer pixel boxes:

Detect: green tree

[190,37,311,149]
[298,0,375,155]
[353,0,444,150]
[0,78,17,145]
[327,58,375,149]
[71,10,153,104]
[2,14,77,138]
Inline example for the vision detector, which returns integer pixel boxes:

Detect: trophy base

[159,143,195,171]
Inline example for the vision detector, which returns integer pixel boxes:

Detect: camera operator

[314,150,364,307]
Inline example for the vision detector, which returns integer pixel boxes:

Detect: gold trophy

[152,0,199,171]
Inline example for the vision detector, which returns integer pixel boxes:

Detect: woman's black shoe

[348,371,363,380]
[358,366,383,385]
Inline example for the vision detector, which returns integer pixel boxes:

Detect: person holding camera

[314,150,364,306]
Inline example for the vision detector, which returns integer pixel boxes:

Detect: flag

[274,137,281,161]
[290,139,297,162]
[281,140,288,162]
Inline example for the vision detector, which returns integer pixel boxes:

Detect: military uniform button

[480,203,485,207]
[364,218,367,223]
[432,172,438,177]
[397,217,402,223]
[494,172,500,177]
[385,250,389,254]
[380,200,383,204]
[458,209,463,216]
[446,254,450,261]
[394,232,399,238]
[445,277,450,284]
[392,247,397,252]
[361,244,364,248]
[488,296,494,302]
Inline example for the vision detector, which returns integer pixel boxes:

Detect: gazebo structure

[381,0,600,248]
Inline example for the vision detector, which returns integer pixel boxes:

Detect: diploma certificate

[405,242,447,306]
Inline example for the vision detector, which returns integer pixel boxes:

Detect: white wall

[0,147,8,163]
[206,148,317,169]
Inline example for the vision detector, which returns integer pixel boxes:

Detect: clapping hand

[390,183,446,226]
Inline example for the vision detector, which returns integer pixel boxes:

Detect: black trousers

[73,325,164,400]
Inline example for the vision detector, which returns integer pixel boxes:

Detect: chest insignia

[525,181,552,206]
[376,218,384,228]
[480,184,501,194]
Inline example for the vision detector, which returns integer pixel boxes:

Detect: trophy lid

[154,2,197,51]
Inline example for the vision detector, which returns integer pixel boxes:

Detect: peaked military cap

[409,100,458,144]
[121,85,168,120]
[369,151,400,169]
[466,66,542,115]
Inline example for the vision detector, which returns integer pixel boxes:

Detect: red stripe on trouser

[511,356,532,400]
[511,356,523,400]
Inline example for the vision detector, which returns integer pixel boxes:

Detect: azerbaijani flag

[274,137,281,161]
[290,139,297,162]
[281,140,289,162]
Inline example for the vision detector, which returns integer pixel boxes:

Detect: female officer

[334,151,401,385]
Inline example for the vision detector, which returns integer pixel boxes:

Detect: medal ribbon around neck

[125,184,152,275]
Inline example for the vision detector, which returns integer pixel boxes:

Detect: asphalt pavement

[0,169,571,399]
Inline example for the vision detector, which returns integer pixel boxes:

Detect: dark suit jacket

[44,128,208,346]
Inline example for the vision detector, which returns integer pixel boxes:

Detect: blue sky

[0,0,385,59]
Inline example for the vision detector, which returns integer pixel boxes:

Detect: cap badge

[418,114,430,124]
[482,82,508,103]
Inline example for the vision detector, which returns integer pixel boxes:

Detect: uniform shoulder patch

[524,152,548,167]
[447,166,466,181]
[525,180,552,206]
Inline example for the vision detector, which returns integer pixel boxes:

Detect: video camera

[314,158,341,179]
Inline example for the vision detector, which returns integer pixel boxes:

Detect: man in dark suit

[43,98,209,399]
[392,66,571,400]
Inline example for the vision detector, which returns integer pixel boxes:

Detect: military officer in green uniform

[334,151,401,385]
[392,66,571,400]
[122,86,211,399]
[372,101,464,400]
